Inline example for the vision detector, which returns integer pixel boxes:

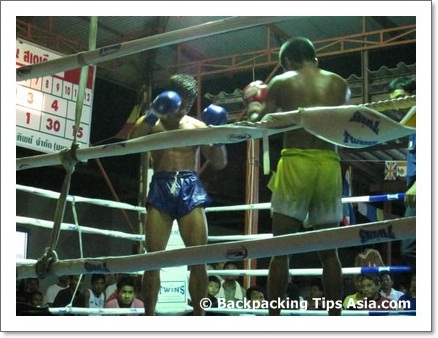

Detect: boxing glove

[201,104,228,126]
[242,80,268,113]
[144,91,181,126]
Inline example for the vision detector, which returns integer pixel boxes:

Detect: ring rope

[16,216,415,279]
[16,216,145,241]
[208,266,412,277]
[42,306,415,316]
[17,182,403,215]
[16,17,289,81]
[16,97,416,172]
[16,184,146,213]
[16,187,406,243]
[204,308,415,316]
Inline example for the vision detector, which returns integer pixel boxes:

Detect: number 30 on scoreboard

[16,39,95,154]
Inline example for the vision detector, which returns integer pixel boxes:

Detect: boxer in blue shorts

[244,37,350,316]
[129,74,228,316]
[147,170,212,220]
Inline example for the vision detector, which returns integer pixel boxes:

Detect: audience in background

[44,275,70,307]
[105,276,144,315]
[398,273,416,310]
[379,272,404,301]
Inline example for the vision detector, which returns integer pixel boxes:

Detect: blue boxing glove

[144,91,181,126]
[201,104,228,126]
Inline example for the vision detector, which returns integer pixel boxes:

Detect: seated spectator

[357,273,395,311]
[53,275,85,309]
[44,275,70,307]
[343,274,365,309]
[83,274,106,314]
[246,285,266,308]
[379,272,404,301]
[105,276,144,315]
[205,275,229,316]
[305,278,325,310]
[398,274,416,310]
[28,290,44,307]
[216,261,246,306]
[207,275,221,308]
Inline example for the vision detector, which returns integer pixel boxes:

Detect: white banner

[16,39,95,153]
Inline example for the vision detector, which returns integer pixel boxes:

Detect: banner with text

[16,39,95,153]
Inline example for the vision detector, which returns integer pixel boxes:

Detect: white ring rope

[206,193,405,213]
[204,308,415,316]
[16,16,290,81]
[43,306,414,316]
[208,266,411,277]
[15,261,411,278]
[17,184,146,213]
[16,216,415,279]
[17,183,406,242]
[16,100,416,172]
[16,216,145,241]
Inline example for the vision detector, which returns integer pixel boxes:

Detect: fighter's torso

[271,67,348,150]
[150,115,202,172]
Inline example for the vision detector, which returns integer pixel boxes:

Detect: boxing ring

[15,16,418,318]
[16,183,415,316]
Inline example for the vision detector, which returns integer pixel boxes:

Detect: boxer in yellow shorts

[268,148,342,227]
[243,37,350,315]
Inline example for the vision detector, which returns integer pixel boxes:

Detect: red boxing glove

[243,80,268,113]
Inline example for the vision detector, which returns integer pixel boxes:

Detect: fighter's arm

[247,79,279,122]
[186,118,227,170]
[128,116,153,139]
[128,91,181,139]
[199,105,228,169]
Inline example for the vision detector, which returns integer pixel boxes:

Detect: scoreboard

[16,39,95,153]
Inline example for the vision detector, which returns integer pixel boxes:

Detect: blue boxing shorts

[146,171,212,219]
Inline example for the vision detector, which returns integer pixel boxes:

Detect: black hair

[279,37,316,67]
[91,274,106,284]
[388,76,416,93]
[246,285,266,300]
[360,273,381,286]
[208,275,221,286]
[116,276,135,290]
[168,74,198,101]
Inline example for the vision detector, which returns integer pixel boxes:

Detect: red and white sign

[16,39,95,153]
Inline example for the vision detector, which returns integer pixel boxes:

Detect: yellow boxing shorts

[268,148,343,227]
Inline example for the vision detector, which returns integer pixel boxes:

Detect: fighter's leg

[315,222,343,316]
[178,207,208,316]
[142,207,173,315]
[267,212,301,316]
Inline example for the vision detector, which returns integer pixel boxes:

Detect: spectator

[53,275,85,309]
[305,278,325,310]
[357,273,395,311]
[398,274,416,310]
[83,274,106,314]
[343,274,365,309]
[105,276,144,315]
[379,273,404,301]
[28,290,44,307]
[246,285,266,307]
[216,261,246,306]
[43,275,70,306]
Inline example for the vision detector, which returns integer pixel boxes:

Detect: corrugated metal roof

[15,16,416,198]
